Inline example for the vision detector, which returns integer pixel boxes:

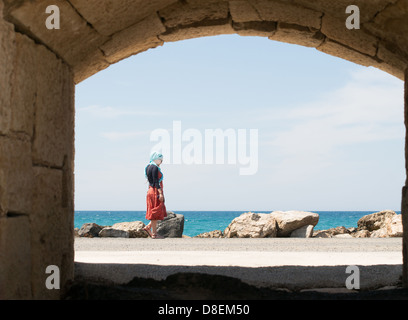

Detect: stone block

[321,15,378,57]
[8,0,108,67]
[290,0,398,23]
[159,0,230,28]
[0,215,32,300]
[9,33,37,137]
[251,0,322,30]
[317,39,378,68]
[160,22,235,42]
[0,136,33,215]
[30,166,73,299]
[232,20,276,37]
[69,0,176,36]
[269,22,325,47]
[73,48,110,84]
[230,0,262,22]
[32,45,74,168]
[0,12,15,135]
[100,13,165,64]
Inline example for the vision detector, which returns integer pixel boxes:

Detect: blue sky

[75,34,405,212]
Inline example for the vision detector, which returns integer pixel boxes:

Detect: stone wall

[0,0,407,298]
[0,0,74,299]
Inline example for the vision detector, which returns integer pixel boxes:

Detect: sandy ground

[74,237,403,290]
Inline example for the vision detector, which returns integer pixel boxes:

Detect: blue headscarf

[145,151,164,183]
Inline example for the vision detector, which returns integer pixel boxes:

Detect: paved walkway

[74,238,403,290]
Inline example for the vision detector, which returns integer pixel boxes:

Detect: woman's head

[150,151,163,165]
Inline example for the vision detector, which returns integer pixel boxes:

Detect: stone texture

[290,224,314,238]
[32,45,74,168]
[251,0,323,30]
[0,8,15,135]
[78,223,103,238]
[224,212,277,238]
[9,33,37,137]
[0,215,31,300]
[321,15,378,56]
[31,166,74,299]
[100,13,166,64]
[269,22,324,47]
[99,227,130,238]
[159,0,230,28]
[0,136,33,215]
[73,48,109,84]
[271,210,319,237]
[7,0,109,68]
[317,39,378,68]
[357,210,397,231]
[157,211,184,238]
[195,230,224,238]
[229,0,262,22]
[233,20,276,37]
[313,226,350,238]
[69,0,176,36]
[111,221,148,238]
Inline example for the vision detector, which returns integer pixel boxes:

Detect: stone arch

[0,0,407,299]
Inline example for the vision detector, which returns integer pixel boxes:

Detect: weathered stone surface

[9,33,37,136]
[111,221,147,238]
[0,215,31,299]
[224,212,277,238]
[271,211,319,237]
[0,136,32,215]
[251,0,323,29]
[386,214,403,237]
[31,166,74,299]
[290,224,314,238]
[269,22,324,47]
[352,229,371,238]
[317,39,378,68]
[321,15,378,56]
[233,20,276,37]
[291,0,398,23]
[100,13,165,64]
[195,230,224,238]
[159,0,230,28]
[157,211,184,238]
[160,22,235,42]
[70,0,176,36]
[8,0,109,67]
[0,9,15,135]
[230,0,262,22]
[78,223,103,238]
[32,45,74,168]
[315,226,350,238]
[99,227,130,238]
[73,48,110,84]
[357,210,397,231]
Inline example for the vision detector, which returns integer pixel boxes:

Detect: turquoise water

[74,210,401,237]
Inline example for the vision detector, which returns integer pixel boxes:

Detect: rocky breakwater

[220,210,319,238]
[76,211,184,238]
[313,210,403,238]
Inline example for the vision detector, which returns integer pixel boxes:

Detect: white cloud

[264,68,404,155]
[258,67,404,182]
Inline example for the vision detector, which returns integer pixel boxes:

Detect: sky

[74,34,405,212]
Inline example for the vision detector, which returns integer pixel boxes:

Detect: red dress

[146,169,167,220]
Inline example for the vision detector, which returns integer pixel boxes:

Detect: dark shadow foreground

[63,271,408,300]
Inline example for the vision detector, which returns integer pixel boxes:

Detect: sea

[74,210,401,237]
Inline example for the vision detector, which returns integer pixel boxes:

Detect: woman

[143,151,167,239]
